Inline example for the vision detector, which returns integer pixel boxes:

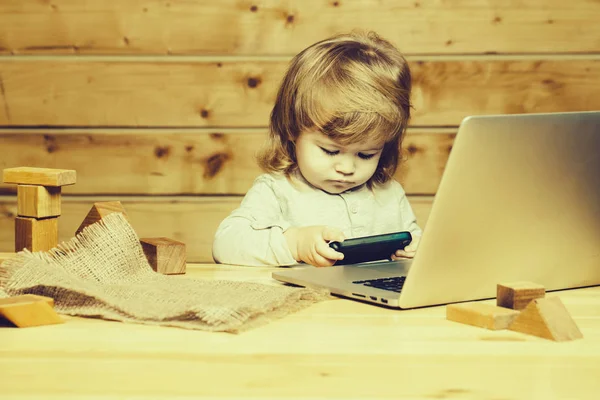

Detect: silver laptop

[273,111,600,308]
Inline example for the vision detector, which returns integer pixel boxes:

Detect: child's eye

[358,153,376,160]
[320,147,339,156]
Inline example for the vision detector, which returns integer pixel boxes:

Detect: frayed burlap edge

[0,213,332,333]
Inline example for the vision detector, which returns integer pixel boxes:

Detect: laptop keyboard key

[351,276,406,293]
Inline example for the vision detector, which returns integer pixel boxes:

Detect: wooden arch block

[3,167,76,187]
[140,237,186,275]
[76,201,129,235]
[0,294,63,328]
[508,297,583,341]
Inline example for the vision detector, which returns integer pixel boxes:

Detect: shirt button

[350,205,359,214]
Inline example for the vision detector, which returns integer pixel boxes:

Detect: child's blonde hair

[257,30,412,186]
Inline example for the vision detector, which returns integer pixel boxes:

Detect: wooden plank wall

[1,1,599,261]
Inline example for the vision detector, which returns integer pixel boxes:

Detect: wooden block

[15,216,59,252]
[3,167,76,187]
[497,281,546,310]
[509,297,583,341]
[446,302,520,330]
[17,184,62,218]
[76,201,129,235]
[140,237,186,275]
[0,294,63,328]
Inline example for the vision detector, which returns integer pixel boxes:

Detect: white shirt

[212,173,422,266]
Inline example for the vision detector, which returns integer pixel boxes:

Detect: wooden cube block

[15,216,59,252]
[17,184,61,218]
[497,282,546,310]
[76,201,129,235]
[140,237,186,275]
[446,302,521,330]
[0,294,63,328]
[3,167,76,187]
[509,297,583,341]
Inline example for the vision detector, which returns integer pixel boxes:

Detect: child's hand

[391,235,421,259]
[284,226,345,267]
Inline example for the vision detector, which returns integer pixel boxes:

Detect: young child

[212,31,422,267]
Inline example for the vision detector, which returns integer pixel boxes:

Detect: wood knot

[200,109,210,118]
[185,145,194,152]
[43,134,58,153]
[250,5,258,12]
[445,39,453,46]
[247,77,261,88]
[204,153,231,179]
[332,1,339,6]
[123,37,130,45]
[541,79,563,90]
[406,145,420,155]
[286,14,295,24]
[154,146,171,159]
[493,16,502,24]
[210,133,225,140]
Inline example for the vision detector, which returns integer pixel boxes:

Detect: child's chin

[322,184,356,194]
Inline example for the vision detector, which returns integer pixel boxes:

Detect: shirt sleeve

[394,182,423,238]
[212,175,298,266]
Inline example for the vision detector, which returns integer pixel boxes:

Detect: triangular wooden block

[508,297,583,341]
[76,201,129,235]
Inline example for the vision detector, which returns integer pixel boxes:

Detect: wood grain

[497,281,546,310]
[17,185,61,218]
[446,302,520,330]
[3,167,76,187]
[0,195,435,262]
[0,129,454,196]
[1,0,599,55]
[14,216,58,252]
[76,201,129,235]
[1,59,599,127]
[508,297,583,341]
[140,237,186,275]
[0,267,598,398]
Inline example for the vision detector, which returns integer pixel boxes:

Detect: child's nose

[335,157,355,175]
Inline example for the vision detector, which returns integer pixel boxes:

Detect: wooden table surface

[1,263,599,399]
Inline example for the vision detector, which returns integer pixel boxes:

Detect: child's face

[295,130,384,194]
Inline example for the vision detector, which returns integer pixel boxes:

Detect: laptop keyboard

[352,276,406,293]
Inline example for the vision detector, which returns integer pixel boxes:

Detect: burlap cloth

[0,213,329,332]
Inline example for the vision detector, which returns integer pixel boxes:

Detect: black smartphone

[328,231,412,265]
